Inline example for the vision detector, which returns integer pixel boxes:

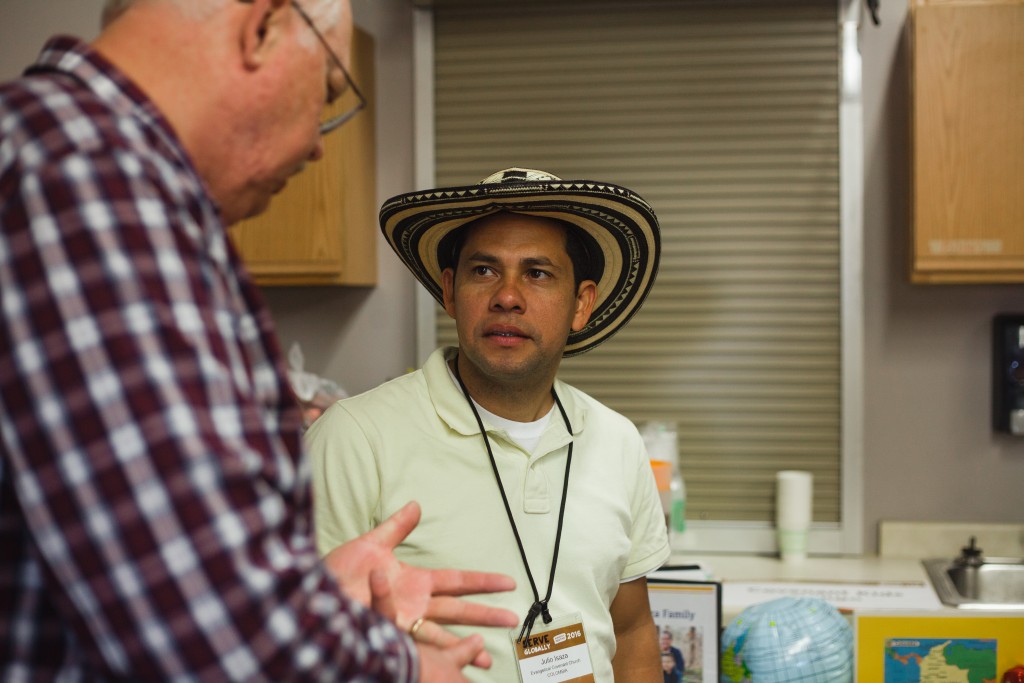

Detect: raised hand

[322,501,518,668]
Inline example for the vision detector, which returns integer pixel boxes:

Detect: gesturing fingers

[365,501,421,551]
[371,567,497,668]
[426,567,516,596]
[415,634,494,682]
[415,628,493,671]
[426,595,518,628]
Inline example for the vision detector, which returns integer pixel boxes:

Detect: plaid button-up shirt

[0,37,415,682]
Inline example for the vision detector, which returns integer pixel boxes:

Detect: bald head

[102,0,344,31]
[102,0,224,26]
[92,0,355,225]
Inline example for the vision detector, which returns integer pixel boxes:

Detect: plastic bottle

[641,421,687,547]
[648,458,673,530]
[669,461,687,547]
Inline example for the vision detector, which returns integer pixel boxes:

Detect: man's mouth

[485,326,529,342]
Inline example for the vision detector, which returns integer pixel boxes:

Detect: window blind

[431,0,841,525]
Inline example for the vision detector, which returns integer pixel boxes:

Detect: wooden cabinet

[230,28,377,286]
[908,0,1024,283]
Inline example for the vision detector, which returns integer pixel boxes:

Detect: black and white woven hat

[379,167,661,357]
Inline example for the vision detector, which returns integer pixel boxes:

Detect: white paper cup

[776,470,813,561]
[777,528,809,562]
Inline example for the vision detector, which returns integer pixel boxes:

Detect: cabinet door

[229,28,377,286]
[909,0,1024,283]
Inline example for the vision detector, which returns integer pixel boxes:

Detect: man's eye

[326,76,351,106]
[528,269,551,280]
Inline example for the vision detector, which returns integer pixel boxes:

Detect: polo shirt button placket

[523,463,550,514]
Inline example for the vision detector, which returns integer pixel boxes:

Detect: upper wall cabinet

[909,0,1024,283]
[229,28,377,286]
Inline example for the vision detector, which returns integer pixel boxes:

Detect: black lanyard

[451,360,574,644]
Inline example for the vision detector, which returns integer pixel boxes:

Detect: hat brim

[380,177,660,357]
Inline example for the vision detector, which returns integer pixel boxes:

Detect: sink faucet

[955,536,985,568]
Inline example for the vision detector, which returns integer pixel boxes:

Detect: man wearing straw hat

[307,168,670,681]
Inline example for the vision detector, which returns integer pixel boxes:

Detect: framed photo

[647,570,721,683]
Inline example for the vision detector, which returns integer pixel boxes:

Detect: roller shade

[432,0,841,524]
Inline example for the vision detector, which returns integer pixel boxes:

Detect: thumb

[367,501,421,550]
[368,567,398,623]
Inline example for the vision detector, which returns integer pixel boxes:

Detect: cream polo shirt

[307,347,670,682]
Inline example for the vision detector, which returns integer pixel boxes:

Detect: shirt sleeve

[622,428,672,580]
[0,147,416,681]
[306,400,386,556]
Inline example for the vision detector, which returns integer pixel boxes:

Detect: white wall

[3,0,1023,554]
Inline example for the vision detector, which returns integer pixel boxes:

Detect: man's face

[441,212,596,393]
[222,0,353,224]
[661,631,671,650]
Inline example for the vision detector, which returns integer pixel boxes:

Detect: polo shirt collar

[424,346,586,441]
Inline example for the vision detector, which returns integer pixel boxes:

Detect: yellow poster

[855,612,1024,682]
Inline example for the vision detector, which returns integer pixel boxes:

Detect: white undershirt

[475,402,553,453]
[446,363,553,453]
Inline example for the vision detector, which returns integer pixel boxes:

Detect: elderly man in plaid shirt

[0,0,518,681]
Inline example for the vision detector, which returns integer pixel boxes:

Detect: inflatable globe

[720,596,853,683]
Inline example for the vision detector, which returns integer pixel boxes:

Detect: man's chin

[471,351,552,384]
[247,196,274,218]
[272,177,291,195]
[220,194,272,227]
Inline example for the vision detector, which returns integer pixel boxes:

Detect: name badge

[511,613,595,683]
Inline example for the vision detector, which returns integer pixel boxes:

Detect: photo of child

[656,624,705,683]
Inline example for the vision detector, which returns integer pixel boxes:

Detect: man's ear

[571,280,598,333]
[239,0,289,70]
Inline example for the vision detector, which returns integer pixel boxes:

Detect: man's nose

[308,138,325,162]
[490,277,525,312]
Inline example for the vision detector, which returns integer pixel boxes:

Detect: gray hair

[102,0,342,27]
[302,0,343,31]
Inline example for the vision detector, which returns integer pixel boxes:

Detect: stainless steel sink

[923,537,1024,610]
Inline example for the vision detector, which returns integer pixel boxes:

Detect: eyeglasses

[239,0,367,135]
[291,1,366,135]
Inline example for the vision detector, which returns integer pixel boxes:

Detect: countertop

[662,519,1024,622]
[664,552,948,622]
[672,552,930,583]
